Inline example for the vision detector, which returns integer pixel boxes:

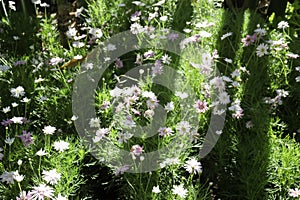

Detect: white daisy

[42,169,61,185]
[53,140,70,152]
[256,43,268,57]
[184,158,202,174]
[43,125,56,135]
[172,185,188,198]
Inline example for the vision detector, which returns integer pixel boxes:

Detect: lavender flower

[18,130,34,147]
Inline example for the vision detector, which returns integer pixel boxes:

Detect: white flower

[8,1,16,11]
[221,32,232,40]
[53,140,70,152]
[89,117,101,128]
[11,116,23,124]
[4,137,15,146]
[11,102,18,107]
[21,97,30,103]
[36,149,48,156]
[17,160,23,165]
[218,91,230,104]
[89,28,103,39]
[71,115,78,121]
[13,171,24,182]
[216,130,222,135]
[296,76,300,82]
[83,62,94,70]
[29,184,54,200]
[176,121,191,135]
[122,115,136,128]
[49,57,64,66]
[254,28,266,36]
[289,188,300,197]
[199,31,212,38]
[164,101,175,112]
[160,15,168,21]
[72,41,85,48]
[161,54,171,64]
[10,86,25,98]
[74,6,84,17]
[160,157,180,168]
[224,58,233,63]
[118,132,133,143]
[184,158,202,174]
[256,43,268,57]
[43,125,56,135]
[175,91,188,99]
[2,106,11,113]
[152,186,161,194]
[42,169,61,185]
[106,44,117,51]
[278,21,289,29]
[31,0,41,5]
[110,87,123,97]
[93,128,109,142]
[66,27,77,38]
[130,23,143,34]
[172,185,188,198]
[40,2,49,7]
[231,69,240,78]
[34,77,45,83]
[142,91,156,99]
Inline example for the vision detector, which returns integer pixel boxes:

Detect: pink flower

[194,100,209,113]
[242,34,256,46]
[130,145,143,156]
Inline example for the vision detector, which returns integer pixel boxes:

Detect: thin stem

[1,0,8,18]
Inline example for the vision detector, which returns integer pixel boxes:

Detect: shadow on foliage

[203,6,272,200]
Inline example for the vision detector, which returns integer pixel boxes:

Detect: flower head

[195,100,209,113]
[158,127,173,137]
[18,130,34,147]
[278,21,289,29]
[28,184,54,200]
[53,140,70,152]
[172,185,188,198]
[43,125,56,135]
[289,188,300,198]
[184,158,202,174]
[10,86,25,98]
[42,169,61,185]
[152,186,161,194]
[130,144,143,156]
[256,43,268,57]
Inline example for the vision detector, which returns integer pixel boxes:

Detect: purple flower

[115,165,130,176]
[131,11,141,18]
[1,119,13,127]
[115,58,123,68]
[13,60,26,66]
[168,33,179,41]
[152,59,163,76]
[144,50,155,58]
[241,35,256,46]
[18,130,34,147]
